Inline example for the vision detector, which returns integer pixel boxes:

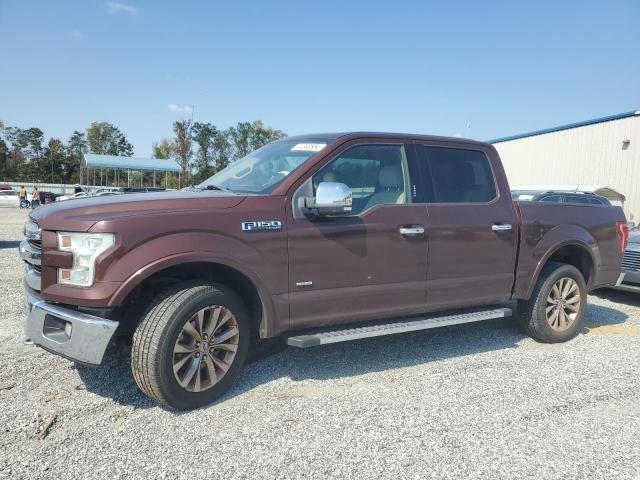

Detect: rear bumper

[24,287,119,365]
[610,270,640,293]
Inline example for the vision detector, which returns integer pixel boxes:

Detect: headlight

[57,232,115,287]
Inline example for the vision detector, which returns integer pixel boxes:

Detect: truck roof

[282,132,490,147]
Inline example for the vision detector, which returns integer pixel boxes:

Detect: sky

[1,0,639,156]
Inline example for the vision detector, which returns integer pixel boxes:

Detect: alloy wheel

[545,277,581,332]
[172,305,240,392]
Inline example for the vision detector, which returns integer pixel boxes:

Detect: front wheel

[517,262,587,343]
[131,282,250,409]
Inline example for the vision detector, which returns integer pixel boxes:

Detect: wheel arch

[514,221,601,301]
[524,240,596,299]
[110,253,280,338]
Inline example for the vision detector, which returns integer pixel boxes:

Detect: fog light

[43,315,72,343]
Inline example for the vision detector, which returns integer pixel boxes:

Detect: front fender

[102,231,288,337]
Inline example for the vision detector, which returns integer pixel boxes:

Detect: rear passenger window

[425,147,496,203]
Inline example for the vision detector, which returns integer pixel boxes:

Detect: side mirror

[302,182,353,217]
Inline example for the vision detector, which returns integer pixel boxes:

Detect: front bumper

[24,288,119,365]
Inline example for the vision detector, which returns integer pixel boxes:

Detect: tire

[517,262,587,343]
[131,282,250,409]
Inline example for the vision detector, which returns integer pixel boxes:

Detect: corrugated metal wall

[493,115,640,220]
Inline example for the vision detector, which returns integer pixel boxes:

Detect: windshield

[198,139,331,194]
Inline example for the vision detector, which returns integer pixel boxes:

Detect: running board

[286,307,512,348]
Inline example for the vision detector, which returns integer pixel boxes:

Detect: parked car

[57,191,89,202]
[113,187,166,194]
[512,189,611,205]
[0,189,20,207]
[21,132,627,409]
[95,191,123,197]
[512,184,626,208]
[612,231,640,293]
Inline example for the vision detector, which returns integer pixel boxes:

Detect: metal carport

[82,154,182,188]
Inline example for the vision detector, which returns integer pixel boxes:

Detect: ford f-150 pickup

[21,132,628,409]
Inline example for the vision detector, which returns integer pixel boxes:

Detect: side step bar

[286,307,512,348]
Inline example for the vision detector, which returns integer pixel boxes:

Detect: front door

[287,142,428,329]
[417,144,518,310]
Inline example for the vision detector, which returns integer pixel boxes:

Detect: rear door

[417,143,518,310]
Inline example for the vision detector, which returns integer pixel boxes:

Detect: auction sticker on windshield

[290,143,326,152]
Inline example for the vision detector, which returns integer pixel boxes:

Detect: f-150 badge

[242,221,282,232]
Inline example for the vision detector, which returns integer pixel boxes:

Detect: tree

[3,127,45,180]
[172,120,192,183]
[86,122,134,156]
[152,139,173,159]
[212,131,233,171]
[64,131,88,184]
[44,138,65,183]
[227,122,252,159]
[5,127,45,160]
[248,120,286,151]
[0,138,9,179]
[67,130,88,156]
[192,122,217,176]
[227,120,286,162]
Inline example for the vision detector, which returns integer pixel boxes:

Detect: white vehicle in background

[0,190,20,207]
[57,191,90,202]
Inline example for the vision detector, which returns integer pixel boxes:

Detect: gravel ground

[1,207,639,479]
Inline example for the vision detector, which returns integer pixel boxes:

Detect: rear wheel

[131,282,250,409]
[517,262,587,343]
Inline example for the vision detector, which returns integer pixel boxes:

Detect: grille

[23,220,42,292]
[622,248,640,272]
[28,238,41,250]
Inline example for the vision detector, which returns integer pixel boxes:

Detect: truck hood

[30,190,246,232]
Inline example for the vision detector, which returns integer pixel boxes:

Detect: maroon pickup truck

[21,133,628,409]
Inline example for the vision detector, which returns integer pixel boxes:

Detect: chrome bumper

[611,271,640,293]
[24,289,119,365]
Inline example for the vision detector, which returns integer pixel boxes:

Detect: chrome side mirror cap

[303,182,353,217]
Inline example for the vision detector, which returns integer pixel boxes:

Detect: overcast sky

[1,0,638,156]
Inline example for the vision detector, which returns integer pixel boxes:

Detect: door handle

[492,223,513,232]
[399,226,425,236]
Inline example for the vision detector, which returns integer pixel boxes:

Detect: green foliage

[152,139,173,159]
[87,122,134,156]
[172,120,193,183]
[44,138,66,183]
[0,117,286,187]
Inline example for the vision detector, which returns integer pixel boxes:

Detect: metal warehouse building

[491,110,640,220]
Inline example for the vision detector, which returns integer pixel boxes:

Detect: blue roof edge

[489,110,640,144]
[84,154,182,172]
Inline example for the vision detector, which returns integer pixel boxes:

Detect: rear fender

[514,224,599,300]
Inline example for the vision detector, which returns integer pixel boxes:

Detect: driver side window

[313,144,410,215]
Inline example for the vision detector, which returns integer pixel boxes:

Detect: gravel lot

[1,207,639,479]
